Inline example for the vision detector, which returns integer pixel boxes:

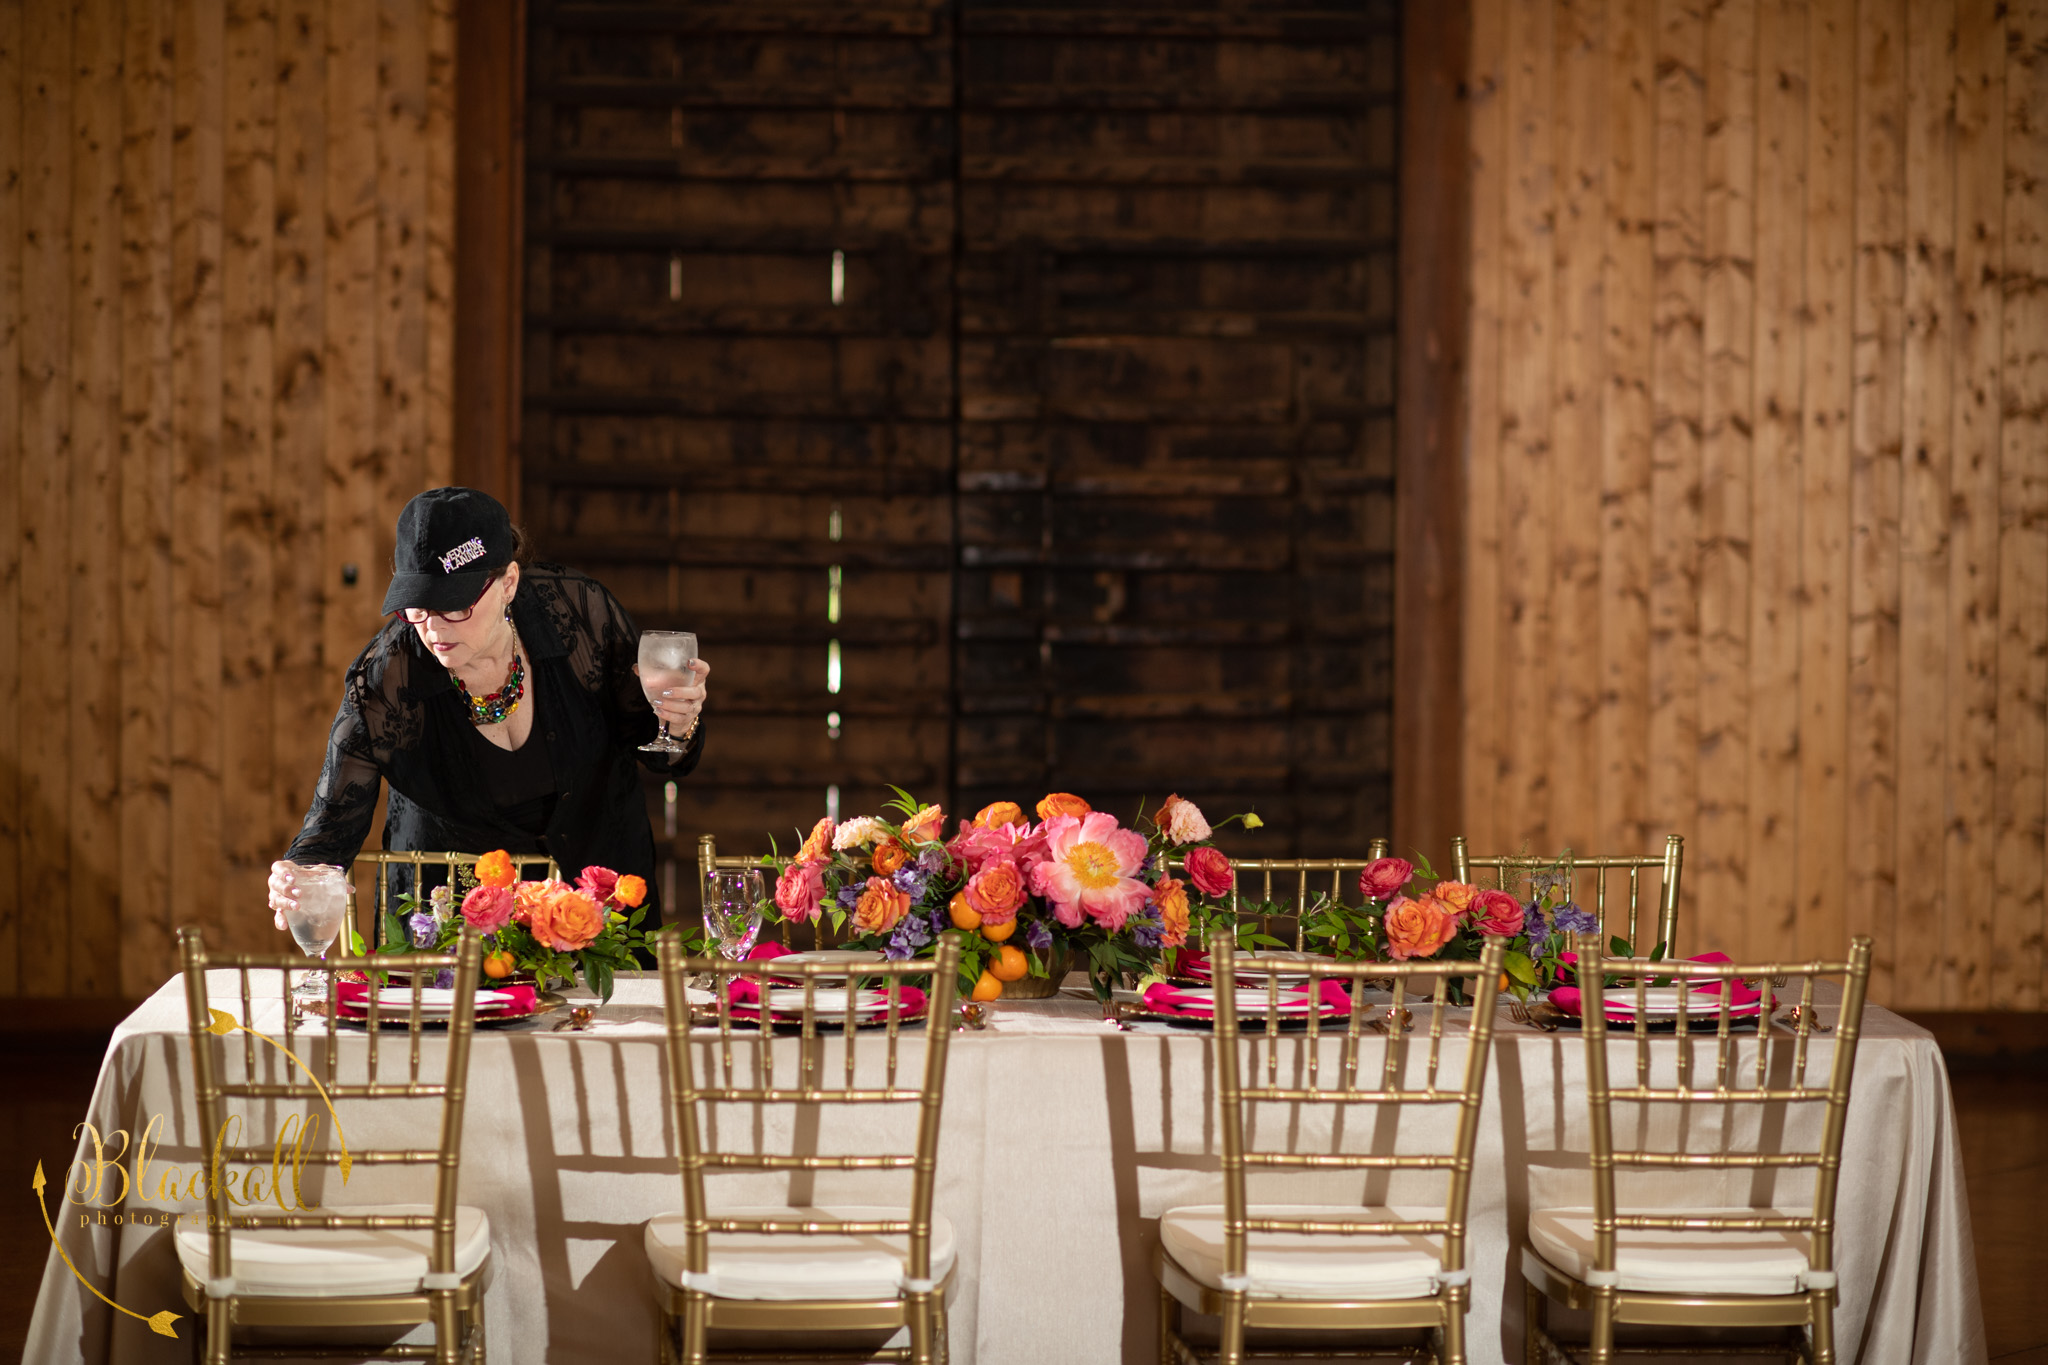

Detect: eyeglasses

[401,576,497,625]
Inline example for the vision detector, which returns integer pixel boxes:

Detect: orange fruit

[483,951,516,980]
[980,918,1017,943]
[970,971,1003,1002]
[988,945,1029,982]
[948,892,981,931]
[1500,971,1512,994]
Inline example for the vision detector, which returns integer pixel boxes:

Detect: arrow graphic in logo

[205,1008,352,1183]
[32,1162,181,1339]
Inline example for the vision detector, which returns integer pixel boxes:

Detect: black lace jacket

[284,563,701,926]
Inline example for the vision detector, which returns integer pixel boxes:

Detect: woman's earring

[503,598,513,624]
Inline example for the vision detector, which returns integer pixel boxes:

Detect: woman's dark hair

[510,523,532,568]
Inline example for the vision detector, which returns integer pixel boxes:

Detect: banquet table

[24,970,1985,1365]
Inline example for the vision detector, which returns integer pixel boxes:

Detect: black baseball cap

[381,487,517,615]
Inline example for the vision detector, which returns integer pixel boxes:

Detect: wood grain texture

[19,0,71,995]
[1948,0,2006,1007]
[0,0,20,996]
[423,0,454,487]
[1463,0,1506,856]
[68,0,123,994]
[377,0,429,552]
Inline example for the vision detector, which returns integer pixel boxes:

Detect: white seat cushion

[174,1203,490,1299]
[1528,1207,1817,1295]
[1159,1205,1447,1300]
[644,1206,956,1302]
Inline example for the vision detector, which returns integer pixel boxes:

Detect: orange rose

[852,876,912,935]
[1433,880,1479,921]
[473,850,516,889]
[975,800,1025,829]
[796,816,834,864]
[965,860,1027,925]
[529,888,606,953]
[1036,792,1091,820]
[872,840,910,876]
[902,804,945,844]
[1383,894,1458,961]
[512,878,568,927]
[613,874,647,908]
[1151,876,1190,949]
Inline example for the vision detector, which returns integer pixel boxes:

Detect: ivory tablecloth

[23,970,1985,1364]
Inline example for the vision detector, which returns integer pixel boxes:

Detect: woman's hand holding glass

[634,631,709,753]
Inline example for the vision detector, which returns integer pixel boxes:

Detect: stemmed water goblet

[638,630,699,754]
[703,869,767,963]
[285,864,352,1003]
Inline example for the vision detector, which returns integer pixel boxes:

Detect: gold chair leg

[935,1298,950,1365]
[906,1289,932,1365]
[431,1289,461,1365]
[655,1302,674,1365]
[1157,1283,1177,1365]
[1219,1290,1246,1365]
[1441,1285,1466,1365]
[681,1291,708,1365]
[1810,1290,1835,1365]
[1587,1288,1616,1365]
[205,1297,232,1365]
[1523,1279,1543,1365]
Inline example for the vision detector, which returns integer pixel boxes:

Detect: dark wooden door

[523,1,1398,877]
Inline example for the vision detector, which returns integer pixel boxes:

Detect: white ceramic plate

[762,987,891,1014]
[1177,987,1324,1014]
[770,950,887,974]
[364,987,518,1013]
[1603,988,1761,1017]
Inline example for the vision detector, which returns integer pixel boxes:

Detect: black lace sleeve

[532,567,705,774]
[282,626,427,867]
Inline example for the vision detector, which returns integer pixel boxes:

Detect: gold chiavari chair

[1155,929,1508,1365]
[1168,838,1391,950]
[176,926,492,1364]
[648,933,963,1365]
[1450,834,1683,954]
[349,850,560,950]
[1521,933,1876,1365]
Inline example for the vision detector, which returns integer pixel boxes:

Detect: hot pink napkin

[1139,979,1352,1019]
[333,980,537,1018]
[723,948,927,1022]
[1550,952,1763,1020]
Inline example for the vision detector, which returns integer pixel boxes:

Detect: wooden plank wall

[1464,0,2048,1009]
[0,0,455,999]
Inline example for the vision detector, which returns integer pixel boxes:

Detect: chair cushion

[1528,1207,1816,1295]
[644,1206,957,1302]
[173,1204,491,1299]
[1159,1205,1447,1300]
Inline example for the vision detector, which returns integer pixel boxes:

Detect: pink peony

[1358,857,1414,901]
[1029,812,1151,932]
[774,860,826,923]
[949,817,1049,881]
[575,865,620,904]
[1472,888,1526,937]
[1183,845,1235,898]
[460,884,515,934]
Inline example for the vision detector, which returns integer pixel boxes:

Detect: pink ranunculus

[773,860,826,923]
[1156,793,1213,845]
[1183,845,1234,898]
[1472,888,1526,937]
[460,884,515,934]
[1030,812,1151,932]
[1358,857,1414,901]
[575,865,620,904]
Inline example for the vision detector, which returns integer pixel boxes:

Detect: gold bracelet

[673,715,700,746]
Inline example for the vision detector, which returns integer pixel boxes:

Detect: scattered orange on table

[980,919,1016,943]
[988,945,1029,982]
[970,971,1003,1002]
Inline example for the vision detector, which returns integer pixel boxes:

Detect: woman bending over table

[266,486,708,932]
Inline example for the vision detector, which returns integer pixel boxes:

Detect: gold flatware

[1507,999,1568,1032]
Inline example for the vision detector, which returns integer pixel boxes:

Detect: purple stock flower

[884,914,932,962]
[1025,920,1053,952]
[892,867,929,900]
[836,884,863,909]
[432,967,455,990]
[1522,902,1551,958]
[407,911,438,949]
[1129,910,1164,950]
[1552,901,1598,940]
[917,847,947,875]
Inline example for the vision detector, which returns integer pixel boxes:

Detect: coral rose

[512,878,569,927]
[612,874,647,908]
[774,860,826,923]
[529,888,606,953]
[460,885,515,934]
[1183,846,1235,898]
[1035,792,1092,821]
[975,800,1025,829]
[1030,812,1149,932]
[902,804,945,844]
[796,816,835,864]
[852,876,912,935]
[1151,876,1191,949]
[872,840,910,876]
[1156,794,1213,845]
[1472,887,1525,937]
[965,859,1027,925]
[473,849,516,889]
[1358,857,1414,902]
[575,865,620,904]
[1433,880,1480,921]
[1383,894,1458,961]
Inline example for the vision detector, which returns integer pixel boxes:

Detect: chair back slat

[1571,932,1875,1282]
[177,926,484,1286]
[656,933,961,1286]
[1208,929,1507,1286]
[347,850,560,950]
[1451,833,1685,953]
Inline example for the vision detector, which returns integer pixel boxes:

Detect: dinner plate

[762,987,889,1014]
[1225,952,1341,981]
[362,987,519,1013]
[1601,989,1763,1017]
[768,951,887,977]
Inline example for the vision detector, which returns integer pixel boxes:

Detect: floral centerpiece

[384,850,654,1003]
[763,789,1261,1002]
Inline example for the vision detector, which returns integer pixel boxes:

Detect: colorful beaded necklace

[451,649,524,725]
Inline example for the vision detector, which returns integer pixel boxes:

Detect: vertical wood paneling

[1463,0,1508,856]
[0,0,21,995]
[1795,0,1853,962]
[67,0,122,994]
[221,0,277,935]
[377,0,427,575]
[1994,0,2048,1009]
[169,0,225,950]
[19,5,71,995]
[1847,0,1907,999]
[118,0,175,997]
[1896,0,1957,1012]
[423,0,454,487]
[1696,0,1756,956]
[1947,0,2006,1007]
